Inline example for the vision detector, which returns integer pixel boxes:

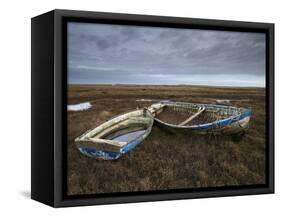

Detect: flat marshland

[67,84,266,195]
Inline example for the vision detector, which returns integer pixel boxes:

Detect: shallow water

[112,130,146,143]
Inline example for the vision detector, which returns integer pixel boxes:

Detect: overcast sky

[68,22,266,87]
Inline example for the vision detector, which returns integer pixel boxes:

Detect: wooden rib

[178,107,206,126]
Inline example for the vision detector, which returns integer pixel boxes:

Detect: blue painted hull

[153,101,252,134]
[75,109,154,160]
[190,109,252,131]
[78,132,147,160]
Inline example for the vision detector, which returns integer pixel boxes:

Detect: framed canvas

[31,9,274,207]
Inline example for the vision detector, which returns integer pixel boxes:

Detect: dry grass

[67,84,266,195]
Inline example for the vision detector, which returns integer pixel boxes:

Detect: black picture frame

[31,9,274,207]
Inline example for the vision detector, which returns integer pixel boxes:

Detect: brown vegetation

[67,84,266,195]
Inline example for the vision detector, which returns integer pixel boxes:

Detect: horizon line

[68,83,265,88]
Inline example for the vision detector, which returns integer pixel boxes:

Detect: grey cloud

[68,22,266,87]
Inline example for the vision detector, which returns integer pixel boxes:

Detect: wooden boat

[75,109,154,160]
[148,101,252,135]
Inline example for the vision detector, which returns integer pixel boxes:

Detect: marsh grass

[67,85,266,195]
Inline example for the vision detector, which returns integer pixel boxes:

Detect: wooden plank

[148,103,165,116]
[94,117,151,139]
[76,139,126,152]
[178,107,205,126]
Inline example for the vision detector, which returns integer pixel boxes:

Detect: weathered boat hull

[77,131,151,160]
[75,109,154,160]
[149,101,252,135]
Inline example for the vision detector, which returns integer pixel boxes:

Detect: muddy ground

[67,84,266,195]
